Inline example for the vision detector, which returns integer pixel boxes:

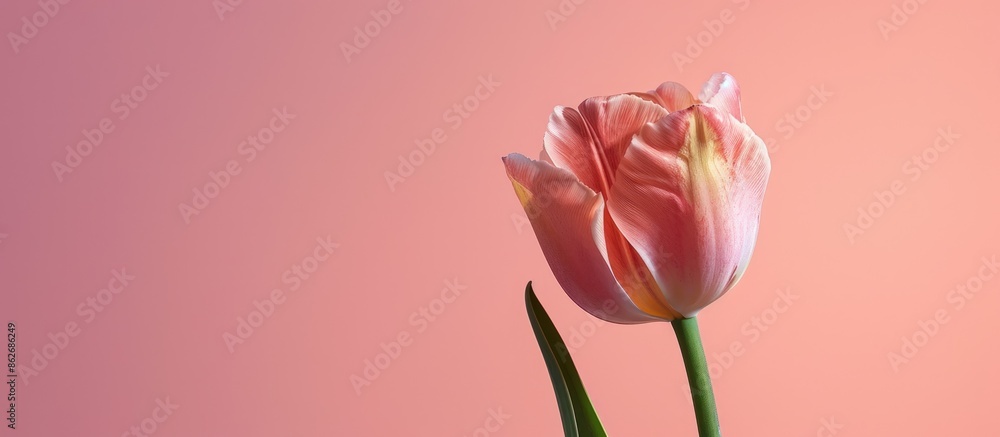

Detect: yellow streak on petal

[687,110,728,199]
[510,178,534,210]
[613,259,683,320]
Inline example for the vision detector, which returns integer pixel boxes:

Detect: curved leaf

[525,282,608,437]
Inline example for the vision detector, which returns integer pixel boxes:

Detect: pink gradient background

[2,0,999,435]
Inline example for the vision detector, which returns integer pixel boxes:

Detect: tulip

[503,72,769,322]
[504,73,770,436]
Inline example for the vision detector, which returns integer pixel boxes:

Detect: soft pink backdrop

[1,0,998,435]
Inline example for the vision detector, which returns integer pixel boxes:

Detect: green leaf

[525,282,608,437]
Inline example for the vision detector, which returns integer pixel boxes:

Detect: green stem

[672,316,721,437]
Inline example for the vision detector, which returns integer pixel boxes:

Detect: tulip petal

[601,206,684,320]
[542,95,667,197]
[607,105,769,317]
[652,81,696,112]
[699,72,743,122]
[503,153,664,324]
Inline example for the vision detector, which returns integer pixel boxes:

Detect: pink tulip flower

[504,73,770,323]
